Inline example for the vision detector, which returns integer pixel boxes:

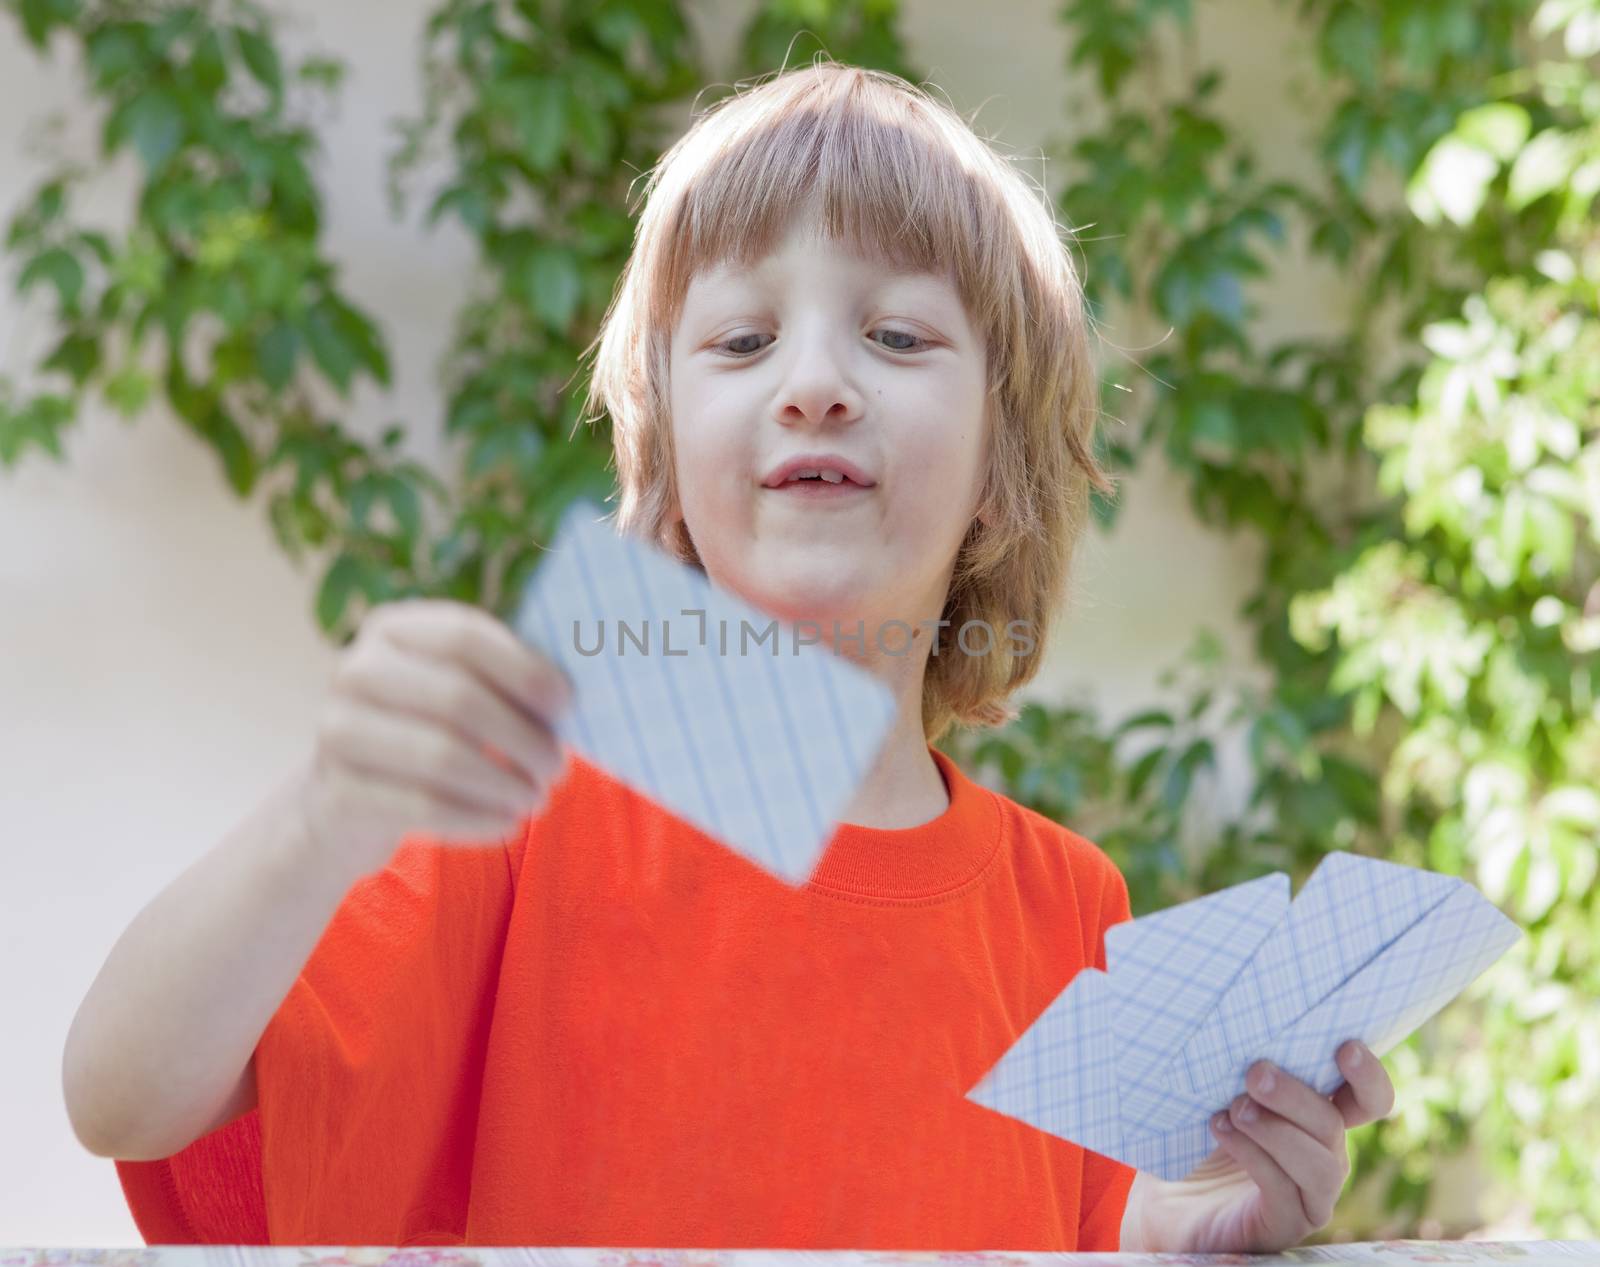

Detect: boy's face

[666,216,988,638]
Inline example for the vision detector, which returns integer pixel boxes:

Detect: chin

[729,568,874,630]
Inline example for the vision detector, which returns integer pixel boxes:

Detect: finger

[1209,1109,1313,1249]
[1331,1041,1396,1129]
[1245,1060,1345,1152]
[374,599,577,724]
[350,635,565,788]
[1226,1094,1347,1228]
[323,693,546,817]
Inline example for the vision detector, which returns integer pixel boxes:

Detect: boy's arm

[62,757,371,1161]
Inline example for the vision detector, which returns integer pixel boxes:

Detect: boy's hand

[298,598,576,880]
[1119,1041,1395,1254]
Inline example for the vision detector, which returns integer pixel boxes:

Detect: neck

[835,628,949,830]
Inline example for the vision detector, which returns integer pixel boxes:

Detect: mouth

[760,456,878,492]
[765,477,875,501]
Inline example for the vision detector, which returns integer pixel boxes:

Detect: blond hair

[580,58,1115,745]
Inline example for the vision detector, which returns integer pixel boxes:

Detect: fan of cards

[966,851,1523,1180]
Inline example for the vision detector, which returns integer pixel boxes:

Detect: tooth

[819,470,844,483]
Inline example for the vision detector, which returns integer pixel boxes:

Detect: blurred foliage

[1,0,434,623]
[952,0,1599,1240]
[2,0,1595,1242]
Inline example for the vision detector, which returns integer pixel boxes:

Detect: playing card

[510,498,898,885]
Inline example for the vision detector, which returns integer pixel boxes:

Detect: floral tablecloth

[2,1243,1597,1266]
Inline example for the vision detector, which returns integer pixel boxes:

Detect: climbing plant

[951,0,1598,1238]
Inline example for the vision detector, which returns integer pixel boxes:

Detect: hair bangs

[644,70,997,345]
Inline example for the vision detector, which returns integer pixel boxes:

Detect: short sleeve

[251,828,521,1244]
[1076,850,1137,1251]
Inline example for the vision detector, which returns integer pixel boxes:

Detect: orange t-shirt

[120,744,1135,1248]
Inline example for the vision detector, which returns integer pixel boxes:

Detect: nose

[771,324,866,429]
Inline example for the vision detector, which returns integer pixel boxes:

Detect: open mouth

[761,457,877,491]
[767,474,874,498]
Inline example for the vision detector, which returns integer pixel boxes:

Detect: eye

[716,332,771,356]
[713,328,930,356]
[873,327,928,353]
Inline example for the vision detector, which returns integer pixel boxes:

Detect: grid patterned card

[510,498,898,886]
[965,851,1523,1181]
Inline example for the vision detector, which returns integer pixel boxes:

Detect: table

[3,1243,1598,1266]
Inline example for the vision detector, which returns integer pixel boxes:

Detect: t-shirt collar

[804,744,1002,902]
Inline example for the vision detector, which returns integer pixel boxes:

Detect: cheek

[679,393,759,490]
[670,420,743,512]
[895,399,983,481]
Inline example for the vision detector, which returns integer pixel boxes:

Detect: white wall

[0,0,1348,1243]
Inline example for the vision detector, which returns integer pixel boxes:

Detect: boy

[65,60,1392,1251]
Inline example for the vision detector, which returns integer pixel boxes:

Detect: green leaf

[267,491,306,561]
[176,393,257,496]
[103,366,153,418]
[1407,136,1498,227]
[257,321,301,392]
[1233,204,1285,245]
[6,178,66,251]
[18,0,81,47]
[513,77,568,172]
[446,391,499,435]
[234,26,284,102]
[523,246,582,332]
[109,91,186,172]
[1454,103,1530,162]
[1114,708,1175,738]
[468,425,545,478]
[1507,130,1580,211]
[330,299,391,386]
[0,391,74,463]
[1161,755,1194,811]
[1160,738,1214,811]
[383,474,422,541]
[1323,753,1381,826]
[348,472,383,531]
[41,332,99,386]
[1322,3,1380,89]
[77,230,114,265]
[1184,398,1239,454]
[591,5,647,56]
[212,417,256,495]
[19,246,85,310]
[566,92,615,169]
[296,55,346,92]
[1126,746,1166,800]
[190,28,228,97]
[316,551,366,631]
[150,7,200,55]
[87,25,144,88]
[426,184,491,234]
[304,301,355,392]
